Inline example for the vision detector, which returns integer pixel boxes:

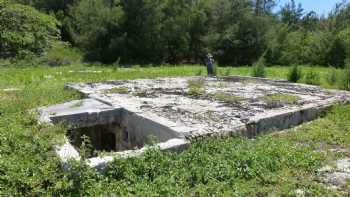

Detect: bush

[0,1,60,59]
[287,65,302,83]
[41,42,82,66]
[304,70,320,85]
[339,61,350,90]
[251,57,266,78]
[326,67,338,86]
[212,64,218,76]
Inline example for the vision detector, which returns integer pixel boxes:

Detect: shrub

[251,57,266,78]
[188,79,206,96]
[212,64,218,76]
[304,70,320,85]
[326,67,338,86]
[196,69,203,76]
[339,61,350,90]
[41,42,82,66]
[287,65,302,83]
[224,67,231,76]
[0,1,60,59]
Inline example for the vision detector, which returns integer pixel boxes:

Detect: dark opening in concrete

[68,122,141,153]
[49,100,183,157]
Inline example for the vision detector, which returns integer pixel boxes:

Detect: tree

[253,0,277,16]
[0,0,60,58]
[69,0,124,63]
[280,0,304,29]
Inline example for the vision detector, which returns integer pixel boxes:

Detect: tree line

[1,0,350,67]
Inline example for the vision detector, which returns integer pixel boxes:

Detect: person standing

[205,53,215,77]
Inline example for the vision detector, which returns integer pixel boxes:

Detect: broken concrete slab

[39,76,350,170]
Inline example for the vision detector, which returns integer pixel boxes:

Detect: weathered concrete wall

[120,109,184,148]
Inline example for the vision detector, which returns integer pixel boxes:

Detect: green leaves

[0,2,60,59]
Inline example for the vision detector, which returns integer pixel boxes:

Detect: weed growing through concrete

[135,90,148,97]
[105,87,129,94]
[263,93,300,107]
[209,92,244,104]
[187,79,206,96]
[70,100,84,108]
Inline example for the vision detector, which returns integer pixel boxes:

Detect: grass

[187,78,206,96]
[0,64,349,195]
[209,92,244,104]
[263,93,300,106]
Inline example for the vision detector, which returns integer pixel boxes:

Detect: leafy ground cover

[0,65,349,196]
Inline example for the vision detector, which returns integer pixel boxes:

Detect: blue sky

[276,0,347,16]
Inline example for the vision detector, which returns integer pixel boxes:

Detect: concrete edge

[55,138,189,171]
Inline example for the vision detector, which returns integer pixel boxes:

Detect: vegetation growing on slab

[187,79,206,96]
[104,87,129,94]
[70,100,84,108]
[263,93,300,107]
[208,92,244,104]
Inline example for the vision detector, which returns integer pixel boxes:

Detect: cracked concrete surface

[66,76,350,138]
[39,76,350,169]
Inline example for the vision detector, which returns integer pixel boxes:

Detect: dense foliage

[0,0,60,59]
[1,0,350,66]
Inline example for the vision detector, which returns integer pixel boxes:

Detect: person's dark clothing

[206,57,214,76]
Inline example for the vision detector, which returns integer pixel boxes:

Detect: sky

[276,0,347,16]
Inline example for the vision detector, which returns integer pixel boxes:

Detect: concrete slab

[66,76,350,138]
[39,76,350,170]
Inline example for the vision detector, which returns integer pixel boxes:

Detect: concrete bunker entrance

[57,106,182,157]
[68,123,130,153]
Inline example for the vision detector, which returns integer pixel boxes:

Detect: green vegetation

[2,0,350,67]
[251,57,267,78]
[2,0,350,194]
[304,70,321,85]
[209,92,244,104]
[0,65,349,195]
[187,78,206,96]
[0,0,60,59]
[287,65,303,83]
[340,63,350,91]
[70,100,84,108]
[105,87,129,94]
[263,93,300,106]
[42,43,82,67]
[326,67,338,86]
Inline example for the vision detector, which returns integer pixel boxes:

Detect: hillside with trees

[1,0,350,67]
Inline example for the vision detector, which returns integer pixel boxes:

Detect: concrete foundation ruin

[38,76,350,169]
